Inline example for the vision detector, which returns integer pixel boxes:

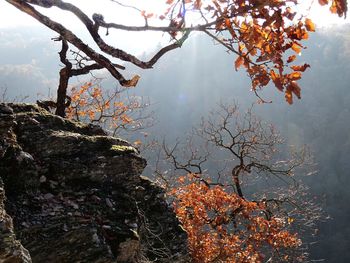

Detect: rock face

[0,103,188,263]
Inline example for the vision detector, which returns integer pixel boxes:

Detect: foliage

[162,103,319,262]
[66,81,153,137]
[5,0,348,110]
[161,0,346,104]
[171,175,302,263]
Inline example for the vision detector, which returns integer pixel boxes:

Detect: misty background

[1,24,350,262]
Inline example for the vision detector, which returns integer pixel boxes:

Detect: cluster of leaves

[6,0,347,107]
[171,174,302,263]
[66,81,153,136]
[162,0,347,103]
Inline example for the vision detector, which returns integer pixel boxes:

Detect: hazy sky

[1,3,350,262]
[1,1,348,29]
[1,0,348,57]
[0,1,166,27]
[1,0,348,99]
[2,1,170,54]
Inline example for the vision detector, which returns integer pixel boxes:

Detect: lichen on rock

[0,103,188,263]
[110,144,138,154]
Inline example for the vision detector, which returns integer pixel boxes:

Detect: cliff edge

[0,103,188,263]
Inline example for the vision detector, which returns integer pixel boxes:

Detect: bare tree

[6,0,190,116]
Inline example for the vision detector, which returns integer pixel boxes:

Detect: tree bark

[232,168,244,198]
[55,67,70,117]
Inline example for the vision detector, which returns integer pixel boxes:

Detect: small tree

[65,80,154,137]
[5,0,348,116]
[162,103,320,262]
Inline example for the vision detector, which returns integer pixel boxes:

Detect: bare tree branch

[6,0,132,86]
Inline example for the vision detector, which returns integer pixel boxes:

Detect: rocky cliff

[0,103,188,263]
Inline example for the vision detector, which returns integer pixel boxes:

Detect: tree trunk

[232,168,244,198]
[55,67,70,117]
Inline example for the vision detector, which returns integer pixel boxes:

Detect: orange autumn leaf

[319,0,329,5]
[123,75,140,88]
[287,55,297,63]
[92,87,102,98]
[290,81,301,99]
[77,110,86,116]
[270,70,283,91]
[285,89,293,104]
[287,71,302,81]
[225,18,237,38]
[78,99,87,107]
[305,18,316,32]
[88,110,95,120]
[291,42,302,54]
[270,69,278,82]
[234,56,245,71]
[121,115,132,124]
[291,63,311,72]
